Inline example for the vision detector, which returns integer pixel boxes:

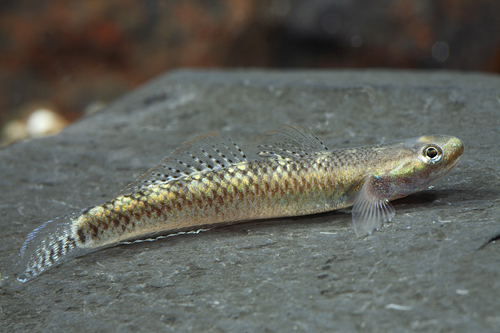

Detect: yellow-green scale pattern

[74,148,376,250]
[17,129,464,283]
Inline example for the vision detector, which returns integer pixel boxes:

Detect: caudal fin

[16,214,89,282]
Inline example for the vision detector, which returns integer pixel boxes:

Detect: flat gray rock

[1,69,499,332]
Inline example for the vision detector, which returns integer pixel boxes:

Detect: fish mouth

[432,153,461,182]
[415,156,460,192]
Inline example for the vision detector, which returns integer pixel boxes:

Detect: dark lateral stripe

[77,228,87,244]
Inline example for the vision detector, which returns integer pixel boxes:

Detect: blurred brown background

[1,0,500,144]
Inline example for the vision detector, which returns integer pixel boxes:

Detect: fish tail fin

[16,215,89,282]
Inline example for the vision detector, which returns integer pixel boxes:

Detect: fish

[15,125,464,282]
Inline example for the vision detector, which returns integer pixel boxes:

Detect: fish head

[372,135,464,200]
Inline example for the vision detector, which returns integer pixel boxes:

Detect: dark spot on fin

[118,131,248,195]
[16,214,91,283]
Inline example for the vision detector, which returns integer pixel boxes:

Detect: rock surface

[1,69,499,332]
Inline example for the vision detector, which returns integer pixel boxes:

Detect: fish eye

[422,145,443,164]
[426,147,438,158]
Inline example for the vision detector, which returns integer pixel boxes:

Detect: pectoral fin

[352,177,395,237]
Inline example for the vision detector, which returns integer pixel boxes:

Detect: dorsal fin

[121,132,247,194]
[258,125,329,159]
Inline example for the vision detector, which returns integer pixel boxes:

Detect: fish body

[16,126,464,282]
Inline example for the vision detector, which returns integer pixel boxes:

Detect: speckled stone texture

[1,70,499,332]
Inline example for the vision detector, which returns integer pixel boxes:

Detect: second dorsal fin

[121,132,247,194]
[258,125,329,159]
